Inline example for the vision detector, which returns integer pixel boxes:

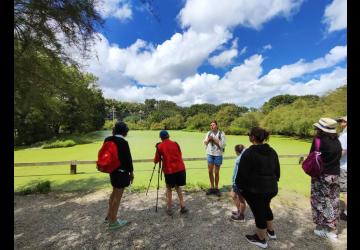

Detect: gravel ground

[14,188,347,250]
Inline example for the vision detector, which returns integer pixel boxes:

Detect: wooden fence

[14,154,306,174]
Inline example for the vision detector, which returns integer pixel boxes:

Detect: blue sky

[69,0,347,108]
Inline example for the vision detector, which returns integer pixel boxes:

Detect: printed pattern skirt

[311,174,340,229]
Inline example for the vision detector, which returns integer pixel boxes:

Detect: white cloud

[179,0,304,32]
[239,47,247,56]
[208,39,238,67]
[263,44,272,50]
[322,0,347,33]
[96,0,132,21]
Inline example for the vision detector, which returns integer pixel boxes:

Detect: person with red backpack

[103,121,134,230]
[154,130,188,216]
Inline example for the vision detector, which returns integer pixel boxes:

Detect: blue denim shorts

[207,155,223,166]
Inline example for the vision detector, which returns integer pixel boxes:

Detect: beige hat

[336,115,347,122]
[313,118,338,134]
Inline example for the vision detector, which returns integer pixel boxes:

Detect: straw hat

[313,118,337,134]
[336,115,347,123]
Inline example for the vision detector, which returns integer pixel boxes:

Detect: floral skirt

[311,174,340,229]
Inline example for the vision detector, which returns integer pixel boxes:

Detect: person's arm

[124,141,134,173]
[235,151,250,187]
[274,150,280,181]
[203,132,210,146]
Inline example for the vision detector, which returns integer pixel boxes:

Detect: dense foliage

[14,0,106,145]
[104,85,346,138]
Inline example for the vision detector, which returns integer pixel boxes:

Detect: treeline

[105,85,347,137]
[14,0,106,146]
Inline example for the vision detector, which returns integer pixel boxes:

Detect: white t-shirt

[203,130,226,156]
[339,127,347,170]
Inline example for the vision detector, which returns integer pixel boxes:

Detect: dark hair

[315,128,338,140]
[248,127,270,143]
[113,121,129,136]
[211,120,218,126]
[234,144,245,154]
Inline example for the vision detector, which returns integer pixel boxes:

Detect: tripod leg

[146,163,157,196]
[156,160,161,212]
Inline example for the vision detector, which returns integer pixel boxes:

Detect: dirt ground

[14,188,347,250]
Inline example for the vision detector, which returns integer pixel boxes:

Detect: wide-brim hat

[313,118,337,134]
[336,115,347,122]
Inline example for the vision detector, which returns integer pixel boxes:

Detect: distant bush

[42,139,76,148]
[18,181,51,195]
[102,120,114,130]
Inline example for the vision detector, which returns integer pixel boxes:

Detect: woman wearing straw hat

[310,118,342,242]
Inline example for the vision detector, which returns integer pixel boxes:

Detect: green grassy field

[14,130,312,196]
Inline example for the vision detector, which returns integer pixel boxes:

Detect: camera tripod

[146,146,162,212]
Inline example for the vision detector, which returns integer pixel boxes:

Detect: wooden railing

[14,154,306,174]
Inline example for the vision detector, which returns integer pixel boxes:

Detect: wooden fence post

[70,161,77,174]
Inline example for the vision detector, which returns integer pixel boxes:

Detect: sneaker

[166,208,173,216]
[108,219,128,230]
[231,210,239,216]
[313,228,338,242]
[214,188,221,197]
[231,213,245,222]
[180,206,189,214]
[245,234,268,249]
[206,188,215,195]
[267,229,277,240]
[340,212,347,221]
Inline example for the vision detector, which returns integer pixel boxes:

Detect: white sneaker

[313,229,338,242]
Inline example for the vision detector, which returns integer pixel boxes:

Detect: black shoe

[206,188,214,195]
[180,206,189,214]
[214,188,221,197]
[231,213,245,222]
[340,212,347,221]
[245,234,268,249]
[267,229,277,240]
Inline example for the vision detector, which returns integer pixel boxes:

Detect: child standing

[231,144,247,221]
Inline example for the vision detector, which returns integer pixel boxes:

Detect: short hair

[248,127,270,143]
[113,121,129,136]
[234,144,245,154]
[159,130,169,139]
[211,120,218,126]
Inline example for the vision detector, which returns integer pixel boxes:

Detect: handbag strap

[314,137,320,151]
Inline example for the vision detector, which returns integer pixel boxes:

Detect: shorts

[164,170,186,188]
[339,168,347,192]
[110,170,131,189]
[207,155,223,166]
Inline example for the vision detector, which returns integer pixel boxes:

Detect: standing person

[203,120,226,197]
[105,121,134,230]
[311,118,342,241]
[230,144,247,221]
[235,127,280,249]
[154,130,188,216]
[336,116,347,221]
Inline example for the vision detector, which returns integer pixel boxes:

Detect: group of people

[101,115,347,249]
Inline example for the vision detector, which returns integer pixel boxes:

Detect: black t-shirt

[310,136,341,175]
[104,135,133,173]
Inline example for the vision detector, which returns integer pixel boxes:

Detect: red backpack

[96,141,120,173]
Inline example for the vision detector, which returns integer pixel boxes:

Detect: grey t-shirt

[203,130,226,156]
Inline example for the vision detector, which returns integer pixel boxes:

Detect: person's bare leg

[238,194,246,215]
[255,227,267,241]
[231,191,241,213]
[175,186,185,208]
[214,165,220,189]
[107,190,115,219]
[109,187,124,223]
[266,220,274,231]
[166,185,172,209]
[208,164,214,188]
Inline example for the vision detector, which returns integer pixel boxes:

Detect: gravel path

[14,188,347,250]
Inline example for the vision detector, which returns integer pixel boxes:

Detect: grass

[14,130,312,196]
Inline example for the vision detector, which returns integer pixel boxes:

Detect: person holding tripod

[203,120,226,196]
[154,130,188,216]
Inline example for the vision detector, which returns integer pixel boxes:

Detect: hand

[130,172,134,184]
